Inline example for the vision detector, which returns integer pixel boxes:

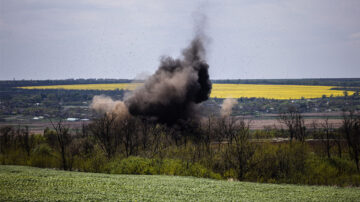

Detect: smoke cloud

[125,36,211,125]
[90,95,129,118]
[220,98,238,117]
[91,13,212,125]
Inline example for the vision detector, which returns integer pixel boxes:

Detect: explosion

[91,14,211,125]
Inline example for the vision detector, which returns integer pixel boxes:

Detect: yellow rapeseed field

[210,84,353,99]
[19,83,353,99]
[20,83,140,91]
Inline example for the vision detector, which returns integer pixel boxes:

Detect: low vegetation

[1,165,360,201]
[1,108,360,186]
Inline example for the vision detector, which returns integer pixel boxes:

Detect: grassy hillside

[1,165,360,201]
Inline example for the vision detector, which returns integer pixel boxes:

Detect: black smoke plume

[125,35,211,125]
[91,14,211,125]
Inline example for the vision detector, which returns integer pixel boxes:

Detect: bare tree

[214,117,226,149]
[278,106,306,143]
[234,119,253,180]
[321,118,335,159]
[0,126,13,164]
[201,115,216,156]
[333,131,343,158]
[223,119,254,180]
[139,117,150,150]
[50,119,72,170]
[214,116,238,146]
[341,111,360,172]
[89,114,118,159]
[17,126,33,157]
[225,116,240,145]
[120,116,138,157]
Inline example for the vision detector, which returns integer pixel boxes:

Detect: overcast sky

[1,0,360,80]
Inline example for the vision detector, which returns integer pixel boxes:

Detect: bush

[246,143,279,182]
[305,156,360,186]
[223,169,237,179]
[329,157,358,175]
[253,130,274,139]
[30,144,58,168]
[245,142,309,183]
[73,147,108,173]
[108,156,222,180]
[305,155,338,185]
[109,156,155,175]
[0,148,28,165]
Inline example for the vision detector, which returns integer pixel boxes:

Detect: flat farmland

[210,84,353,99]
[19,83,353,99]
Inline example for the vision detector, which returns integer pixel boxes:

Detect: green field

[1,165,359,201]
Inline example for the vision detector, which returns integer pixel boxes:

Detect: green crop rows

[1,165,360,201]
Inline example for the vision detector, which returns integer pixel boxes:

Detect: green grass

[1,165,359,201]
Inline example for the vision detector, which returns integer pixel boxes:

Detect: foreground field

[19,83,353,99]
[1,165,359,201]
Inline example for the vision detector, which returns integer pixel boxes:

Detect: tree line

[0,108,359,186]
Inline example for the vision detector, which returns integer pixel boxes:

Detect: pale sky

[1,0,360,80]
